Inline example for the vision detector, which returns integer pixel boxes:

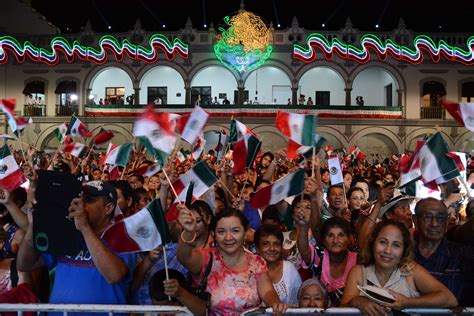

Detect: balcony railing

[56,104,78,116]
[23,104,46,117]
[420,106,446,119]
[84,104,403,119]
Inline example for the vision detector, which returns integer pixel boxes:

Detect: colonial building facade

[1,0,472,158]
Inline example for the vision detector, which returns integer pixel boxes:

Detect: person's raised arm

[295,202,312,266]
[163,279,207,316]
[386,263,457,309]
[131,247,162,291]
[0,188,28,231]
[305,176,322,242]
[176,204,204,275]
[68,198,128,284]
[16,211,45,272]
[356,186,393,250]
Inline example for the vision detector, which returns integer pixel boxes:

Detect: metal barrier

[0,305,472,315]
[242,307,470,315]
[0,304,192,315]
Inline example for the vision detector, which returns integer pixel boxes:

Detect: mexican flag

[133,106,176,154]
[275,111,317,146]
[138,136,168,167]
[130,163,161,177]
[229,119,255,142]
[289,133,326,159]
[441,101,474,131]
[233,134,262,175]
[15,117,32,134]
[418,132,460,187]
[54,122,68,142]
[63,142,88,158]
[0,99,18,135]
[178,106,209,145]
[93,128,115,145]
[0,145,26,192]
[104,143,133,167]
[191,133,206,160]
[399,140,424,187]
[66,116,90,137]
[328,156,343,185]
[172,160,218,202]
[250,168,305,208]
[101,198,170,253]
[213,131,228,161]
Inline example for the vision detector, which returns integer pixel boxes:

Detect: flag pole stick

[161,245,172,301]
[458,176,472,199]
[219,179,234,197]
[162,168,183,205]
[239,178,247,200]
[15,136,27,164]
[312,146,316,178]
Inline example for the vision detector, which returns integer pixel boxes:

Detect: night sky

[31,0,474,34]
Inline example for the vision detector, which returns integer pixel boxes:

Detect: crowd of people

[0,143,472,315]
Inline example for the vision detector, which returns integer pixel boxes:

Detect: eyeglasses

[419,213,448,223]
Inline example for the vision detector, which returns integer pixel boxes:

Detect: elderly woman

[297,216,357,306]
[298,278,330,308]
[177,207,285,315]
[341,220,458,316]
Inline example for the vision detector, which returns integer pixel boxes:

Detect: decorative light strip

[293,33,474,65]
[0,34,188,65]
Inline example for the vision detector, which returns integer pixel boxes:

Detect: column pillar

[345,88,352,106]
[133,88,140,105]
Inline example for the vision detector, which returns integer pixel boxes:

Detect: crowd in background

[0,143,472,315]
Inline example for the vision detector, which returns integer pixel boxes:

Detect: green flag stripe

[246,135,262,168]
[288,169,306,196]
[115,143,133,166]
[147,199,171,244]
[193,160,218,187]
[229,120,238,143]
[427,133,459,181]
[138,136,168,167]
[301,115,316,146]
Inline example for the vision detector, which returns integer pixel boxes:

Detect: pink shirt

[195,247,267,316]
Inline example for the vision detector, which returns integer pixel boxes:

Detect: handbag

[190,252,213,306]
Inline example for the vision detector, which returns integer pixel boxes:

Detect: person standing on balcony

[154,97,162,105]
[212,96,219,105]
[307,97,314,105]
[298,95,306,105]
[195,95,201,106]
[222,97,230,105]
[99,98,104,105]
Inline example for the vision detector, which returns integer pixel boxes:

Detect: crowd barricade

[0,304,192,315]
[241,307,470,315]
[0,305,471,315]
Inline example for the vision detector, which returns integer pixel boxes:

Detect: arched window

[421,81,446,119]
[55,80,78,116]
[461,82,474,102]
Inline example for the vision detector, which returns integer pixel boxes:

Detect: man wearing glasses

[414,198,474,307]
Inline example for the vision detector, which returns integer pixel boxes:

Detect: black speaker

[33,170,83,256]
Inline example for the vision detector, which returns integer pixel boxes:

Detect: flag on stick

[178,106,209,145]
[0,145,26,192]
[441,101,474,131]
[250,169,305,208]
[233,134,261,175]
[102,198,171,253]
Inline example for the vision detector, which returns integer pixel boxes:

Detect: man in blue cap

[17,181,137,312]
